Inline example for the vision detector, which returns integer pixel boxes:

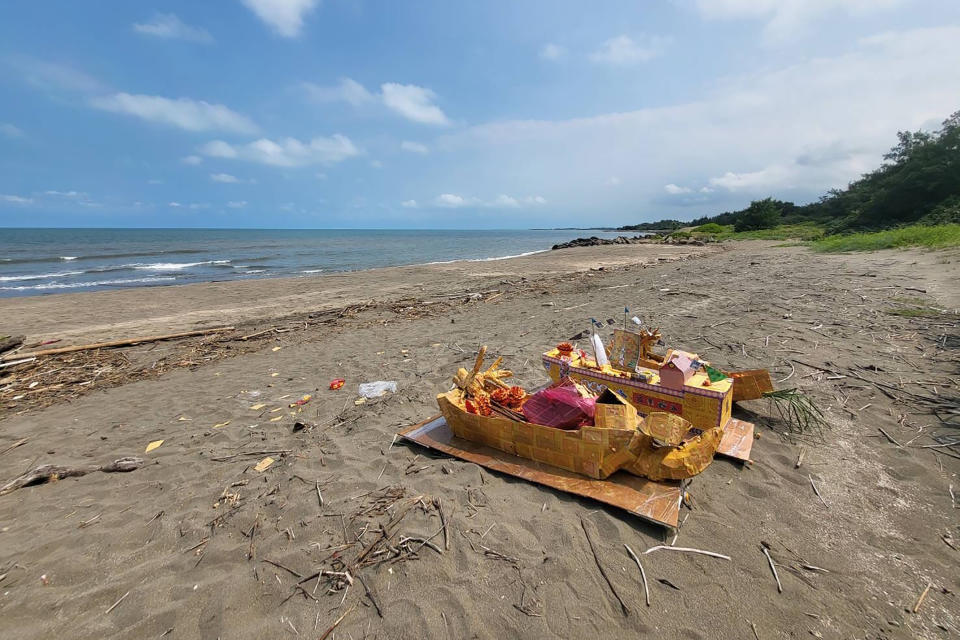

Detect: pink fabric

[523,378,596,429]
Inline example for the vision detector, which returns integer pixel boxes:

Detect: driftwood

[0,457,144,496]
[0,327,235,361]
[580,516,629,616]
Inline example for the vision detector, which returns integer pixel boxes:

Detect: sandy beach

[1,241,958,639]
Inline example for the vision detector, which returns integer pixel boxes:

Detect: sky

[1,0,960,229]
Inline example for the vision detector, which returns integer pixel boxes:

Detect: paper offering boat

[542,328,774,432]
[436,346,725,481]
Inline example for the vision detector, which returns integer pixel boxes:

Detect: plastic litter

[329,378,345,390]
[358,381,398,398]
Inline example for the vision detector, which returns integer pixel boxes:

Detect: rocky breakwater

[551,235,704,250]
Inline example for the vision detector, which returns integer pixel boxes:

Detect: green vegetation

[811,223,960,252]
[884,296,945,318]
[618,219,687,231]
[620,110,960,249]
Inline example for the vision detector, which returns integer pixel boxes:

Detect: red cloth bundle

[522,378,596,429]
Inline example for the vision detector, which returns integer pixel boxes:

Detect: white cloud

[381,83,450,126]
[606,176,621,186]
[436,26,960,217]
[693,0,903,44]
[181,155,203,165]
[44,190,87,198]
[539,43,566,60]
[198,140,238,158]
[0,123,23,138]
[1,194,33,204]
[492,194,520,208]
[370,160,383,169]
[435,193,467,208]
[316,172,327,180]
[227,200,248,208]
[168,202,182,207]
[147,179,163,185]
[90,93,258,134]
[133,13,213,43]
[401,199,418,208]
[664,183,692,194]
[199,134,360,167]
[303,77,374,106]
[589,35,670,65]
[524,195,547,205]
[8,56,102,93]
[401,140,429,154]
[241,0,319,37]
[211,172,241,183]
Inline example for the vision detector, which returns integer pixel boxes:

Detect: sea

[0,228,626,298]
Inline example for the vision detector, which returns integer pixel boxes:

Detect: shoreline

[0,243,715,344]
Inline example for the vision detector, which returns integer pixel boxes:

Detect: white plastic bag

[358,381,398,398]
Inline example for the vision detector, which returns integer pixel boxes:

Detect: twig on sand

[950,484,957,509]
[878,428,903,448]
[751,622,761,640]
[913,583,932,613]
[580,516,629,616]
[318,602,356,640]
[104,590,130,614]
[809,474,828,508]
[642,545,731,561]
[623,544,650,606]
[315,480,324,508]
[760,542,782,593]
[795,447,806,468]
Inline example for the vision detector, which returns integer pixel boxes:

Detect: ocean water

[0,228,625,298]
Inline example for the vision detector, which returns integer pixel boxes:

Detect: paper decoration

[145,440,164,453]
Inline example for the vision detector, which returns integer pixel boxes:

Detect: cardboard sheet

[399,415,682,528]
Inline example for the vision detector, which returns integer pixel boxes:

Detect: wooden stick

[240,327,276,340]
[795,447,806,468]
[913,582,932,613]
[318,603,356,640]
[1,327,235,361]
[878,428,903,447]
[808,474,828,508]
[642,545,731,561]
[104,590,130,614]
[623,544,650,606]
[0,357,36,369]
[0,438,27,457]
[580,516,629,616]
[760,543,782,593]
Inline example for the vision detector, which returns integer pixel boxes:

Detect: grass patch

[711,222,825,241]
[812,223,960,252]
[884,296,945,318]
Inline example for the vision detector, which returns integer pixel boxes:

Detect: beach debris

[580,516,629,616]
[642,545,731,561]
[289,394,312,407]
[0,335,24,355]
[358,381,397,398]
[0,327,235,362]
[760,541,783,593]
[213,421,231,429]
[271,346,282,352]
[808,474,829,508]
[623,544,650,606]
[250,403,266,410]
[913,583,932,613]
[0,456,144,496]
[145,439,164,453]
[329,379,345,390]
[104,590,130,615]
[253,457,275,472]
[0,438,27,457]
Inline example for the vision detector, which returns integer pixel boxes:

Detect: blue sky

[1,0,959,229]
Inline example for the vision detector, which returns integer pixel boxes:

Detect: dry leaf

[269,415,283,422]
[270,407,282,413]
[145,440,164,453]
[271,346,282,352]
[249,403,266,410]
[271,373,279,377]
[213,421,231,429]
[177,416,192,422]
[254,457,274,472]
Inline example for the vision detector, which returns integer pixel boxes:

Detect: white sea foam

[422,249,548,265]
[301,269,323,274]
[60,256,78,261]
[133,260,229,271]
[0,276,176,291]
[0,270,84,282]
[240,269,265,274]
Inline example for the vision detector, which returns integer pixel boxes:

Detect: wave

[422,249,548,265]
[132,260,230,271]
[301,269,323,274]
[0,276,177,291]
[60,256,78,261]
[0,248,209,265]
[239,269,265,274]
[0,270,84,282]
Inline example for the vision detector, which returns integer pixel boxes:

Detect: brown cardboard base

[397,414,755,530]
[398,415,682,528]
